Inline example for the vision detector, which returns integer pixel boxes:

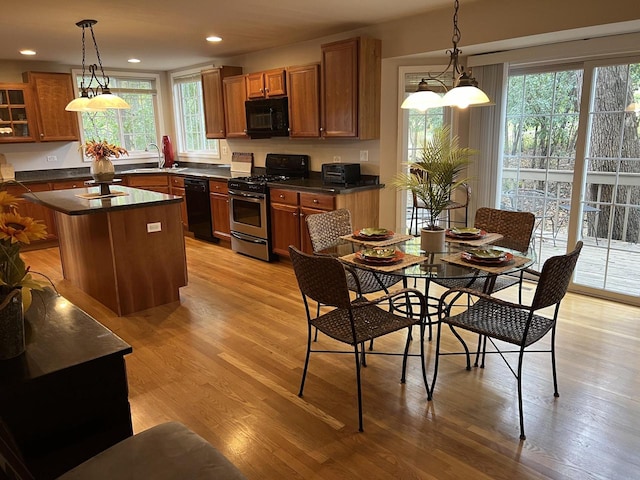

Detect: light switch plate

[147,222,162,233]
[359,150,368,162]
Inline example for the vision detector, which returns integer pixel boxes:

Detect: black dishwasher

[184,178,215,242]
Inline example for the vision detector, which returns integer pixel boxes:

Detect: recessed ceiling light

[20,49,36,56]
[206,36,222,43]
[128,58,141,63]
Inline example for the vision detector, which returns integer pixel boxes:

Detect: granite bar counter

[0,287,133,479]
[23,186,187,316]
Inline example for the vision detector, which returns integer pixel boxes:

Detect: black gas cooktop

[227,153,309,193]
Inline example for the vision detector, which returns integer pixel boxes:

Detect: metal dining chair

[305,209,403,297]
[289,246,431,432]
[410,179,471,234]
[433,207,536,302]
[431,241,583,440]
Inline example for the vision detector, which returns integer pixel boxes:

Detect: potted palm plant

[392,125,476,251]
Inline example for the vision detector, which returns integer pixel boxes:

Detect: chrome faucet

[146,143,164,168]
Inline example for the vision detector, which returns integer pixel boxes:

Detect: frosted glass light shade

[86,93,130,110]
[441,86,491,109]
[65,94,106,112]
[401,90,443,111]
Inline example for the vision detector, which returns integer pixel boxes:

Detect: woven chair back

[289,246,352,309]
[531,241,583,310]
[474,207,535,252]
[305,209,352,253]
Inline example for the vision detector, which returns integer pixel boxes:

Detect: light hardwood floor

[22,238,640,479]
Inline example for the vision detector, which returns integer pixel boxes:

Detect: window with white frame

[73,71,162,160]
[172,71,219,158]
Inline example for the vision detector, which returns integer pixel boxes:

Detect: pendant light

[401,0,491,111]
[65,19,130,112]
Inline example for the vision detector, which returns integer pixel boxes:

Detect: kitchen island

[23,185,187,316]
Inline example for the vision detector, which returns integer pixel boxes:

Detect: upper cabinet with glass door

[0,84,37,143]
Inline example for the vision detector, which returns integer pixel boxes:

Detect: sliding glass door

[501,59,640,300]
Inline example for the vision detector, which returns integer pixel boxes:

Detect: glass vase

[0,286,25,360]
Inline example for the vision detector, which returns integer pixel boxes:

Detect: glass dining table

[319,233,536,332]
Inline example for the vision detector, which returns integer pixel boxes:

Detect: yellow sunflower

[0,212,48,244]
[0,191,19,210]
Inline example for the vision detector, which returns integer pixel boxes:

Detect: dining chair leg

[313,303,320,341]
[353,343,364,432]
[298,325,313,397]
[419,323,432,400]
[449,324,471,370]
[430,319,444,395]
[400,326,413,383]
[517,347,526,440]
[551,325,560,397]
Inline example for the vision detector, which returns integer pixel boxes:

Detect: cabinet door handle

[313,199,319,203]
[279,194,285,199]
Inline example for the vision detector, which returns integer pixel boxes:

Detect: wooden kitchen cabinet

[223,75,249,138]
[201,66,243,139]
[124,174,170,194]
[270,186,380,257]
[246,68,286,99]
[320,36,381,139]
[270,188,335,256]
[0,83,37,143]
[170,175,188,230]
[209,180,230,240]
[23,72,80,142]
[4,182,57,243]
[287,64,320,138]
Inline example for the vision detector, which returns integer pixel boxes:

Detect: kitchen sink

[122,167,187,173]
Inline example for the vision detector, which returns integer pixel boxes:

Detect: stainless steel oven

[228,188,271,261]
[228,153,309,262]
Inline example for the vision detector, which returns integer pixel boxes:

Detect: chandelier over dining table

[401,0,492,111]
[65,19,131,112]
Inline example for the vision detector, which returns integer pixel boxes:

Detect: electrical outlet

[359,150,368,162]
[46,155,57,162]
[222,146,228,155]
[147,222,162,233]
[333,155,341,163]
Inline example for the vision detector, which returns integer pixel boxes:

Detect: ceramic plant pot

[420,227,446,253]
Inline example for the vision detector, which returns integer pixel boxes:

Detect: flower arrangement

[0,188,49,311]
[82,139,128,159]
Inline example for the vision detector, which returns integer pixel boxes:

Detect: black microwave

[245,97,289,138]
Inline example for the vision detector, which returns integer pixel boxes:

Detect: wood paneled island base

[25,186,188,316]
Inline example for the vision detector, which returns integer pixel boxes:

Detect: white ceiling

[2,0,455,71]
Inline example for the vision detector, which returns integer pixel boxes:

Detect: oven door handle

[229,190,265,200]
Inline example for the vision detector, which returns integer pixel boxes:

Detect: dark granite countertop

[0,287,131,383]
[23,185,182,216]
[272,174,383,193]
[14,163,383,194]
[14,162,236,183]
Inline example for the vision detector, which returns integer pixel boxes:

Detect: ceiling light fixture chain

[400,0,491,111]
[86,20,110,90]
[448,0,462,76]
[65,19,130,112]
